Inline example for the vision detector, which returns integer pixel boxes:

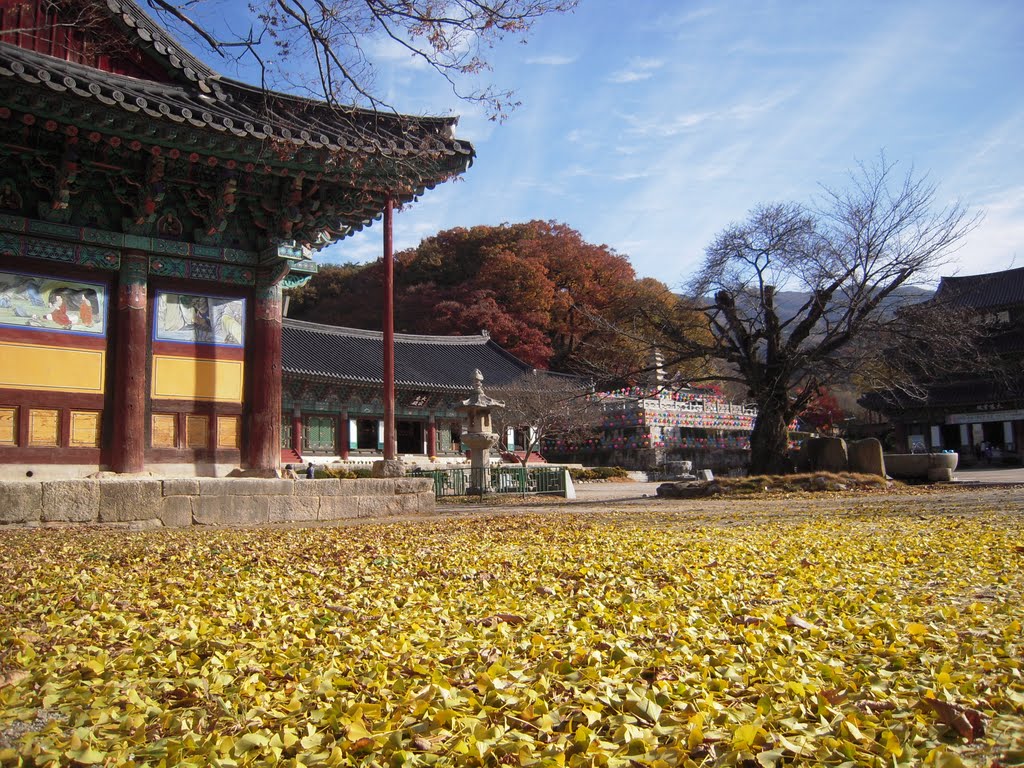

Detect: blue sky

[221,1,1024,289]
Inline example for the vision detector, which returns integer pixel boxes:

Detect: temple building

[545,385,757,473]
[0,0,473,479]
[861,266,1024,464]
[280,319,536,463]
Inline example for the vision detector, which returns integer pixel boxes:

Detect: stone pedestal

[463,431,499,495]
[372,459,405,478]
[455,369,505,496]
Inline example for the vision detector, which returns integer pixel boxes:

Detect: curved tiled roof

[0,42,473,165]
[282,319,535,392]
[935,266,1024,310]
[102,0,218,87]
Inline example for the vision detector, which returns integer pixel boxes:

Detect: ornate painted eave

[0,0,475,259]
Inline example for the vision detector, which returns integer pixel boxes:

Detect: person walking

[306,462,315,479]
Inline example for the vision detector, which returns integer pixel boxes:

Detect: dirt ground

[294,482,1024,530]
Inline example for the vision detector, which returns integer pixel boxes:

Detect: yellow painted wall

[0,342,105,394]
[152,355,244,403]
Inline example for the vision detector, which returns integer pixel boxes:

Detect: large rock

[656,481,721,499]
[798,437,849,473]
[848,438,886,477]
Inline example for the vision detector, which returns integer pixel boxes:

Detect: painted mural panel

[154,291,245,347]
[0,270,106,335]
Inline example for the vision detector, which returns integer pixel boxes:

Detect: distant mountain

[770,285,933,322]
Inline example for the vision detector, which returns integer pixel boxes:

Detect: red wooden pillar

[290,406,302,454]
[382,195,396,461]
[427,414,437,458]
[340,411,350,460]
[111,253,148,473]
[248,283,283,472]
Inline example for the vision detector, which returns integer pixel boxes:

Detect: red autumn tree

[288,221,677,376]
[799,389,845,434]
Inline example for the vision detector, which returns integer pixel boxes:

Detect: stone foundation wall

[0,477,435,528]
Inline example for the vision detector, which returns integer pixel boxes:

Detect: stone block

[371,459,405,478]
[192,495,271,526]
[395,477,432,495]
[126,519,164,531]
[928,467,954,483]
[356,494,407,518]
[0,482,42,524]
[99,480,164,522]
[417,493,436,515]
[318,495,360,520]
[347,478,395,496]
[848,438,886,476]
[391,493,425,516]
[696,469,715,481]
[163,478,201,497]
[159,496,194,528]
[885,452,958,480]
[269,495,320,523]
[292,478,345,497]
[41,480,100,522]
[197,478,293,497]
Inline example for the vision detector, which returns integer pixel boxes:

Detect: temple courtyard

[2,484,1023,766]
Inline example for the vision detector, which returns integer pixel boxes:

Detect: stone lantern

[456,369,504,494]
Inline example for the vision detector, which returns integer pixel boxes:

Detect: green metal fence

[411,466,567,499]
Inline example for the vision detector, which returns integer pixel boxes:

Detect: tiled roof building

[283,320,533,393]
[280,320,536,460]
[0,0,472,478]
[862,266,1024,462]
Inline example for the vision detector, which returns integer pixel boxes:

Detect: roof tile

[282,319,534,392]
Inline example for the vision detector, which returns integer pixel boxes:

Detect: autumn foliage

[287,221,681,377]
[2,495,1023,765]
[798,389,845,434]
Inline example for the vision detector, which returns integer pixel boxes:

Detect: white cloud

[526,54,576,66]
[608,57,665,84]
[619,91,788,140]
[954,185,1024,276]
[608,70,654,84]
[365,36,429,71]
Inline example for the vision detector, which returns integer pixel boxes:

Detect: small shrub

[317,465,374,480]
[569,466,628,482]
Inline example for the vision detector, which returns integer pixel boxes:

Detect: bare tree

[626,157,982,474]
[143,0,578,118]
[493,371,601,467]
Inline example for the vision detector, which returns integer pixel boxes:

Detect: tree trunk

[748,401,791,475]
